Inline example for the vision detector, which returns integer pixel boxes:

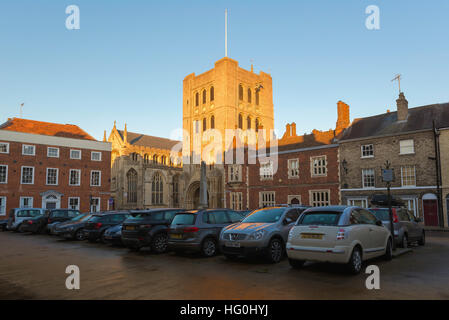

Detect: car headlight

[248,229,266,240]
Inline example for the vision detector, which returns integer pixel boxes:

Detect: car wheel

[401,234,408,248]
[201,238,217,257]
[384,238,393,261]
[74,229,85,241]
[151,233,168,254]
[418,231,425,246]
[289,258,305,269]
[266,238,283,263]
[347,246,363,274]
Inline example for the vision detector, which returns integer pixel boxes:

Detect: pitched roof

[0,118,96,140]
[339,102,449,141]
[117,130,180,150]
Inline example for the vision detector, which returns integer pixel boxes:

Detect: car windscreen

[70,214,86,221]
[298,211,341,226]
[89,215,104,223]
[369,209,390,221]
[171,214,196,225]
[242,208,284,223]
[50,211,68,218]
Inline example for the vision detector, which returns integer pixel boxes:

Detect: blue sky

[1,0,448,141]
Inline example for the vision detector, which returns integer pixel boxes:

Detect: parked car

[84,211,130,243]
[103,224,123,245]
[52,214,92,239]
[286,206,392,274]
[121,209,184,252]
[0,219,8,231]
[369,207,425,248]
[168,209,245,257]
[20,209,81,234]
[7,208,49,231]
[220,205,310,263]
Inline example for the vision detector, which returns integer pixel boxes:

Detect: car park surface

[0,230,448,299]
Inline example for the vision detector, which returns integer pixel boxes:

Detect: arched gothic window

[238,114,243,129]
[161,155,167,165]
[247,116,251,129]
[144,154,149,164]
[195,92,199,106]
[153,154,158,163]
[203,118,207,132]
[210,86,214,101]
[202,90,206,104]
[126,169,137,203]
[210,115,215,129]
[255,118,260,132]
[152,172,163,205]
[255,89,260,105]
[247,88,252,103]
[239,84,243,100]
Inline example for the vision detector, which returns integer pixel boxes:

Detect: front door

[46,202,57,209]
[423,200,439,226]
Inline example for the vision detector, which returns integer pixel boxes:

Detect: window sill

[361,156,374,159]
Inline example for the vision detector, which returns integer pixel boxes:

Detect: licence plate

[124,226,135,231]
[301,233,323,239]
[170,234,182,239]
[225,241,241,248]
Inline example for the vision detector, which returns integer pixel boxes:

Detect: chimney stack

[396,92,408,121]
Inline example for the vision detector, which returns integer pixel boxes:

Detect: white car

[286,206,393,274]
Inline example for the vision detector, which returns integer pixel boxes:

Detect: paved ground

[0,231,448,300]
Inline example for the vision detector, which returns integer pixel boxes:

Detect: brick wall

[0,140,111,217]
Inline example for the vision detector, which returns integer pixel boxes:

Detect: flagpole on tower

[20,103,24,118]
[225,8,228,57]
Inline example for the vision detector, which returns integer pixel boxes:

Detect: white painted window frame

[69,169,81,186]
[46,168,59,186]
[0,142,9,154]
[70,149,82,160]
[47,147,60,158]
[22,144,36,156]
[0,164,8,184]
[20,166,35,184]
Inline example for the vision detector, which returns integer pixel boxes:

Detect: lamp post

[382,160,396,251]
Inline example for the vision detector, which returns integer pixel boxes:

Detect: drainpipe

[433,120,444,227]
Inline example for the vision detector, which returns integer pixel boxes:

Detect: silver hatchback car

[219,205,310,263]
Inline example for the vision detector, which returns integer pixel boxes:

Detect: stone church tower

[181,57,275,209]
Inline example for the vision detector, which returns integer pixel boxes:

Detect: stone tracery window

[127,168,137,203]
[152,172,163,205]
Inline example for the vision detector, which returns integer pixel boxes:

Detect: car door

[360,209,387,255]
[281,209,300,240]
[206,210,230,238]
[349,209,374,257]
[405,210,420,240]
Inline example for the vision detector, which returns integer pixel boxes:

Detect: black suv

[121,208,184,253]
[21,209,81,234]
[84,211,130,243]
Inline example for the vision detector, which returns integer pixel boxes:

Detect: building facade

[439,127,449,227]
[108,122,184,210]
[224,101,350,210]
[339,93,449,227]
[0,118,111,216]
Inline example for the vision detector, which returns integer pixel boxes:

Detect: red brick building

[0,118,111,217]
[224,101,350,210]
